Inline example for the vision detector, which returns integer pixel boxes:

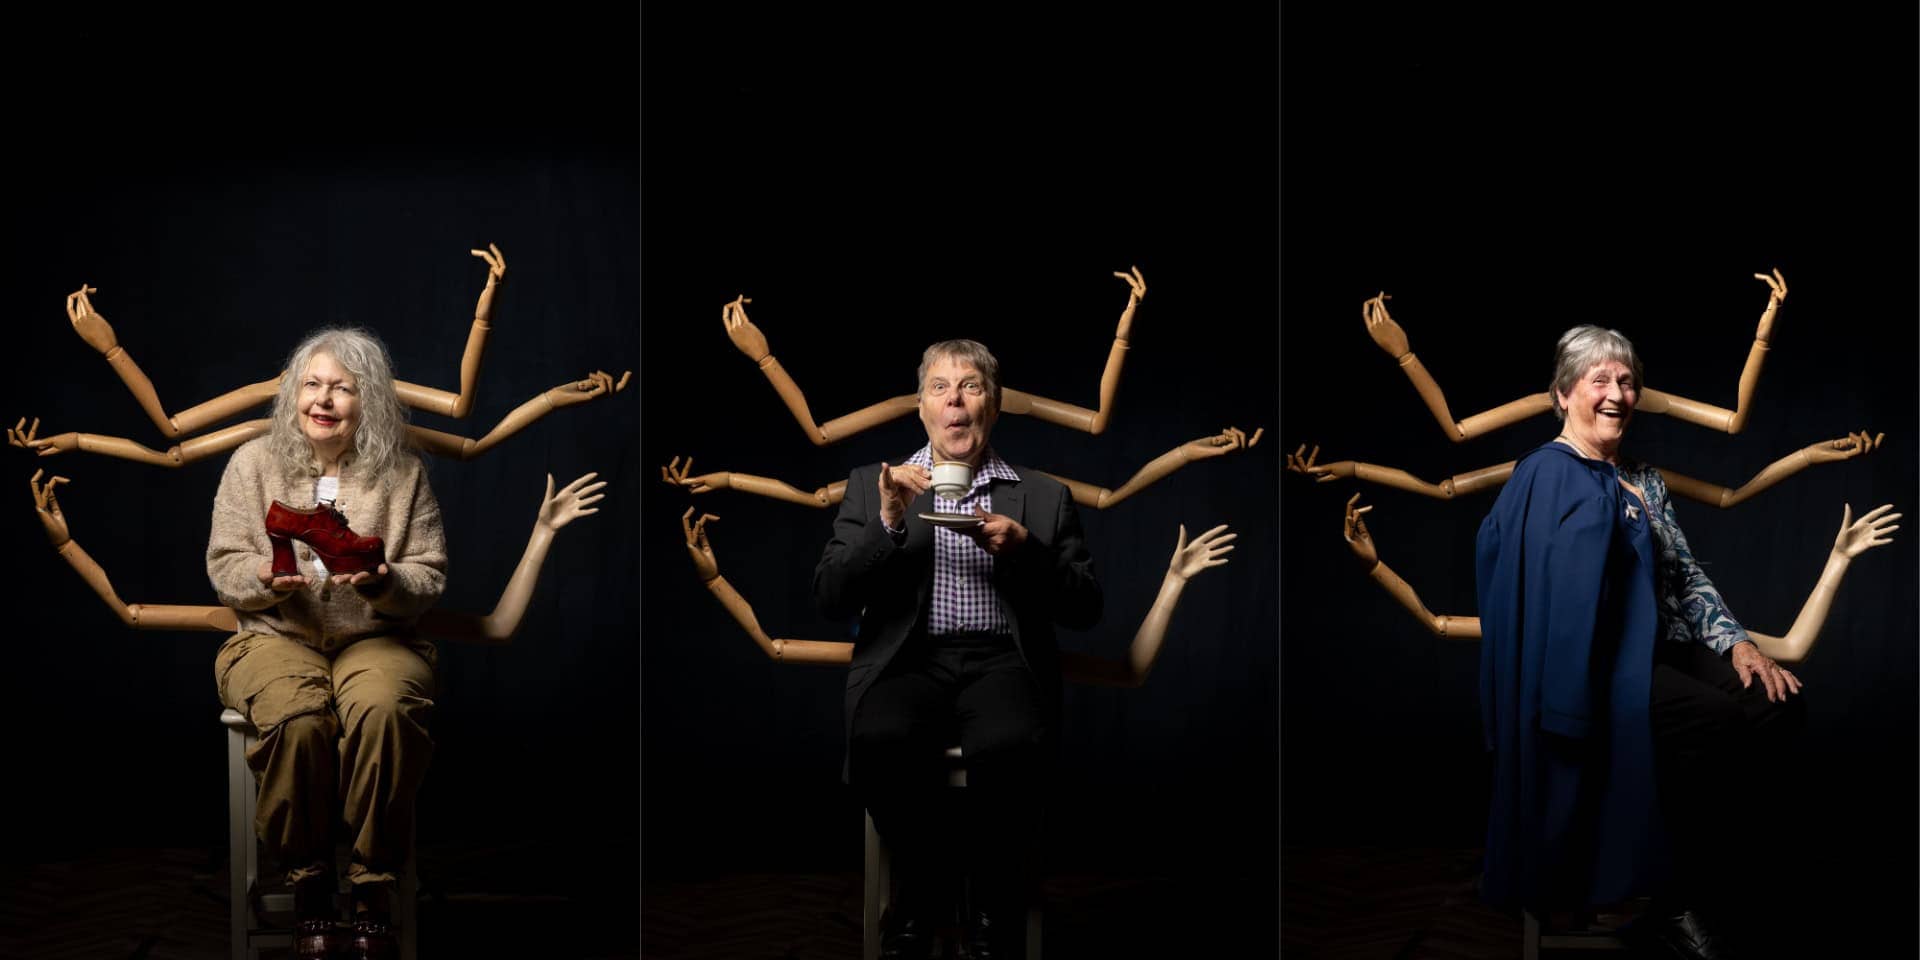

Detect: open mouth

[310,413,341,428]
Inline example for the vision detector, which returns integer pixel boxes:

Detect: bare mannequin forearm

[753,355,915,445]
[100,342,279,437]
[57,420,269,467]
[1041,435,1257,511]
[1059,570,1189,688]
[393,320,488,418]
[1363,559,1480,639]
[1741,550,1854,664]
[817,394,918,444]
[129,604,238,631]
[1658,443,1836,510]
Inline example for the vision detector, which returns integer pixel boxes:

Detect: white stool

[1522,909,1630,958]
[862,745,1042,960]
[223,708,418,960]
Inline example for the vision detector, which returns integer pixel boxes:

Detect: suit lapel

[991,476,1025,531]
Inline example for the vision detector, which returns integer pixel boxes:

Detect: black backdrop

[2,6,1914,957]
[1282,8,1918,954]
[639,3,1282,928]
[1,11,640,950]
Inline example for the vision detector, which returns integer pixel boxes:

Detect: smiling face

[1557,358,1637,456]
[918,354,997,466]
[298,351,360,460]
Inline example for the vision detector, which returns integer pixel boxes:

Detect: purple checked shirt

[895,445,1017,636]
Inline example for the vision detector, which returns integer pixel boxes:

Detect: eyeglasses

[925,380,985,398]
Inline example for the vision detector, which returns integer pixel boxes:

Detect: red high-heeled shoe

[266,501,387,577]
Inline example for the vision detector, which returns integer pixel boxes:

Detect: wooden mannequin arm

[10,419,271,468]
[999,267,1147,436]
[1657,431,1884,509]
[1739,503,1899,664]
[406,370,628,461]
[1060,522,1236,687]
[724,268,1146,444]
[1044,426,1263,510]
[1365,271,1785,440]
[30,470,239,631]
[1284,444,1514,500]
[660,457,844,507]
[1339,494,1480,639]
[391,245,505,418]
[678,510,855,663]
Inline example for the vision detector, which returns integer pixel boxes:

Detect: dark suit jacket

[814,458,1102,779]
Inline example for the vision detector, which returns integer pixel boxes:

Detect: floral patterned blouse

[1619,459,1751,655]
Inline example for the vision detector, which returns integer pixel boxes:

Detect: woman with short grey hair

[1477,323,1808,954]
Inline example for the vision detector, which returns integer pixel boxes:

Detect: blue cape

[1474,443,1668,908]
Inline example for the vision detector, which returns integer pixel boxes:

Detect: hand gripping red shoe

[266,501,387,577]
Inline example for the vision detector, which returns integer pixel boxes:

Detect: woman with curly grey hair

[206,326,446,958]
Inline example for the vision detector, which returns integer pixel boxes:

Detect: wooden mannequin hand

[539,471,607,532]
[1185,425,1264,461]
[1804,430,1883,465]
[877,462,930,529]
[1832,502,1900,560]
[470,242,507,283]
[1168,522,1234,581]
[28,469,71,547]
[661,456,731,494]
[722,295,770,362]
[1342,493,1378,568]
[547,370,631,408]
[66,285,119,354]
[1112,265,1147,339]
[681,507,721,581]
[8,417,78,457]
[1729,640,1801,703]
[1362,292,1410,358]
[1753,268,1787,341]
[1285,443,1353,483]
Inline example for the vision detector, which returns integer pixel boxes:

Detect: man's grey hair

[266,327,411,477]
[916,339,1002,410]
[1548,325,1644,422]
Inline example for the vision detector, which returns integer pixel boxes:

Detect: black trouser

[850,633,1047,919]
[1649,640,1806,908]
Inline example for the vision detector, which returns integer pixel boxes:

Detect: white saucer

[920,512,983,529]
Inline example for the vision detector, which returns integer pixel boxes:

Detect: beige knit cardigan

[206,437,447,654]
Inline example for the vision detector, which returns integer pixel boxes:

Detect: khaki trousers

[215,631,436,886]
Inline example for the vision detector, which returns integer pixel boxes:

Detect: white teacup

[931,460,973,500]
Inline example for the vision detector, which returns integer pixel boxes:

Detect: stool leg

[229,726,255,960]
[864,810,886,960]
[1523,909,1541,960]
[1026,905,1042,959]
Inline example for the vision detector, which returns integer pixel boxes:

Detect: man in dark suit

[815,339,1101,960]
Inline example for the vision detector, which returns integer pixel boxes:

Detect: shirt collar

[904,445,1020,489]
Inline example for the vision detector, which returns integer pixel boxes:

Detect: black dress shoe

[1630,906,1734,960]
[879,910,935,960]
